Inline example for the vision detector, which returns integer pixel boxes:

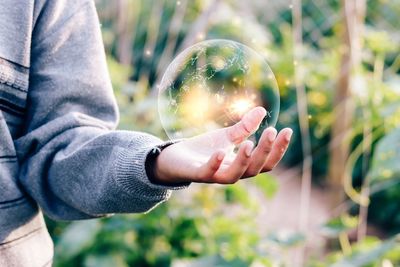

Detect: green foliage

[369,127,400,182]
[311,236,400,267]
[49,0,400,266]
[367,127,400,233]
[51,181,284,267]
[320,215,358,238]
[55,220,101,261]
[253,173,279,199]
[266,232,305,248]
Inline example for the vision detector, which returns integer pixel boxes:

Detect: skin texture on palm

[154,107,292,184]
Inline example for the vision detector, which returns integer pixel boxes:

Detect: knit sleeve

[15,0,188,220]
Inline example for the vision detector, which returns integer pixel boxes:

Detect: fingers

[262,128,292,171]
[244,127,277,177]
[213,140,254,184]
[194,127,293,184]
[196,150,225,182]
[225,106,266,144]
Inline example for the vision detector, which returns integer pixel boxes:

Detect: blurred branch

[385,54,400,75]
[358,39,386,241]
[153,0,189,93]
[179,0,221,50]
[138,0,165,88]
[292,0,313,266]
[343,126,383,206]
[329,178,400,222]
[339,232,352,255]
[328,0,366,205]
[115,0,136,65]
[151,0,221,96]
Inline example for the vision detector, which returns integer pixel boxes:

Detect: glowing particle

[251,38,257,44]
[382,169,393,179]
[285,80,291,86]
[293,60,298,66]
[382,259,394,267]
[177,0,181,5]
[212,56,226,71]
[289,4,293,9]
[229,98,255,118]
[180,83,212,124]
[233,77,238,82]
[145,49,151,56]
[308,114,312,119]
[215,93,224,104]
[233,17,242,26]
[197,32,205,40]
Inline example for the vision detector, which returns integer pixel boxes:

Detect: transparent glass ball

[158,39,280,142]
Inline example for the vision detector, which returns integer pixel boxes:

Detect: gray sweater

[0,0,186,266]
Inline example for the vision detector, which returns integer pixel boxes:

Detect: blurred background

[46,0,400,266]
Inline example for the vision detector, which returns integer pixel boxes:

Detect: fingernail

[255,107,267,118]
[217,152,225,161]
[267,128,275,142]
[286,129,293,141]
[245,145,253,157]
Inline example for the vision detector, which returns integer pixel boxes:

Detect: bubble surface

[158,39,280,141]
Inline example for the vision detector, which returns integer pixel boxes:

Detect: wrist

[153,151,171,184]
[145,143,188,186]
[145,146,169,185]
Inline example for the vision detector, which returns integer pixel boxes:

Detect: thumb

[225,106,267,144]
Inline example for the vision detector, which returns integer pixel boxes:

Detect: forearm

[16,114,184,220]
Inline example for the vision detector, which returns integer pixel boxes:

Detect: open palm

[154,107,292,184]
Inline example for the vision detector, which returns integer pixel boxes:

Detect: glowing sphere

[158,39,280,141]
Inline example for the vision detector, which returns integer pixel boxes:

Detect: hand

[154,106,292,184]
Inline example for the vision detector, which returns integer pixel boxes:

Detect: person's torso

[0,1,53,266]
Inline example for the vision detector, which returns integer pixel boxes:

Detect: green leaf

[330,235,400,267]
[56,219,101,260]
[320,215,358,237]
[266,231,305,247]
[253,173,279,199]
[365,30,398,54]
[172,255,248,267]
[107,56,132,92]
[84,254,128,267]
[225,184,253,207]
[369,127,400,182]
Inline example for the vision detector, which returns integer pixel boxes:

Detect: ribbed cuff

[114,135,190,202]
